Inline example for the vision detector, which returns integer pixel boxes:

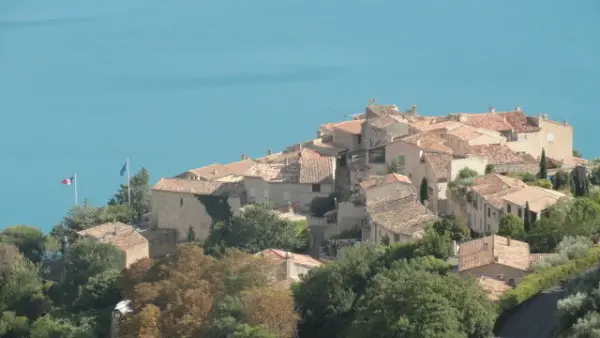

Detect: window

[248,188,256,197]
[547,133,555,142]
[397,155,406,166]
[394,234,400,242]
[283,191,291,202]
[518,208,522,217]
[357,135,362,145]
[180,197,184,207]
[507,204,511,213]
[312,184,321,192]
[487,207,491,217]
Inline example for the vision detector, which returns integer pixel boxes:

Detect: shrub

[500,246,600,311]
[533,179,553,189]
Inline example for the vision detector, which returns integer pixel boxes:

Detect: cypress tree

[524,201,531,232]
[539,148,548,179]
[187,225,196,242]
[419,178,428,204]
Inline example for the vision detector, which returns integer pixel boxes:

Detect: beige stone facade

[151,178,242,244]
[77,222,149,268]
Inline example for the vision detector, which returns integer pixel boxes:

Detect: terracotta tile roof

[366,104,400,116]
[423,152,452,182]
[332,119,365,135]
[247,150,334,184]
[501,186,565,212]
[478,276,513,302]
[447,124,488,141]
[410,119,463,132]
[152,178,237,195]
[368,197,437,236]
[367,114,398,129]
[402,132,453,153]
[458,235,531,272]
[455,111,540,133]
[468,174,528,209]
[77,222,148,251]
[299,151,334,184]
[497,111,540,133]
[257,249,323,268]
[181,159,257,181]
[467,144,536,164]
[359,173,412,190]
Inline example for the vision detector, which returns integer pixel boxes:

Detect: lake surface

[1,0,599,231]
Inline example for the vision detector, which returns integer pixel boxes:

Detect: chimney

[410,104,417,116]
[284,157,289,166]
[284,252,295,280]
[515,105,522,112]
[416,139,421,147]
[267,149,272,156]
[299,143,303,152]
[488,106,496,113]
[241,154,245,160]
[563,120,568,126]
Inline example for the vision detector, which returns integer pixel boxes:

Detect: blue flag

[120,162,128,176]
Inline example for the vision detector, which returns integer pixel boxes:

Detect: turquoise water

[1,0,599,231]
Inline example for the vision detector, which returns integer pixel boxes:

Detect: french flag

[61,176,74,185]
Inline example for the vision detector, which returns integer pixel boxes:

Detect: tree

[431,215,470,242]
[232,324,278,338]
[109,167,151,222]
[539,148,548,179]
[309,194,337,217]
[572,166,590,197]
[532,179,552,189]
[348,263,496,338]
[552,170,570,190]
[573,149,582,158]
[498,214,525,239]
[457,167,478,180]
[187,225,196,242]
[204,204,308,255]
[419,178,429,204]
[119,244,297,338]
[0,247,50,320]
[417,229,452,260]
[59,239,124,306]
[0,311,29,337]
[524,201,531,232]
[485,164,494,174]
[0,226,46,263]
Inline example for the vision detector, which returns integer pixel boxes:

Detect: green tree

[539,148,548,179]
[109,167,151,222]
[533,179,552,189]
[0,311,29,337]
[418,228,452,260]
[59,239,124,306]
[204,204,308,255]
[0,246,50,320]
[573,149,582,158]
[419,178,429,204]
[552,170,570,190]
[485,164,494,174]
[0,225,46,263]
[524,201,532,232]
[187,225,196,242]
[232,324,278,338]
[572,166,590,197]
[457,167,478,180]
[498,214,525,239]
[309,194,337,217]
[431,215,470,242]
[349,263,496,338]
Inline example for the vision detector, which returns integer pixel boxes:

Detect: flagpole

[74,172,78,206]
[126,158,131,205]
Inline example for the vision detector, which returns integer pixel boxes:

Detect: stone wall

[490,162,538,175]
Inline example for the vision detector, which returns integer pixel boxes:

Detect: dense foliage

[294,243,497,338]
[119,244,298,338]
[204,204,309,255]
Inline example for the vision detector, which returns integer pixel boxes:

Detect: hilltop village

[5,102,600,337]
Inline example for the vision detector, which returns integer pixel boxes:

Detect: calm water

[1,0,599,231]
